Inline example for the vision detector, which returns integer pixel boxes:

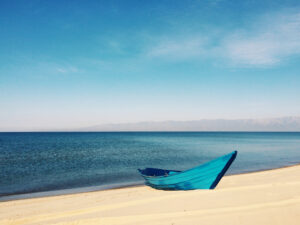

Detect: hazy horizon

[1,1,300,130]
[1,116,300,132]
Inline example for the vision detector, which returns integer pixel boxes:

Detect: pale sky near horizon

[1,0,300,130]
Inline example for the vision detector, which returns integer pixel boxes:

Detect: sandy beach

[1,165,300,225]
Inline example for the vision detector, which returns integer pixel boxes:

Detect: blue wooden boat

[138,151,237,190]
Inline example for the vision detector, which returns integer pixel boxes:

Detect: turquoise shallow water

[1,132,300,199]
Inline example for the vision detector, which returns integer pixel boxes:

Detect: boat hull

[138,151,237,190]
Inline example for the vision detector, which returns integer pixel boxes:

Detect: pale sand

[1,165,300,225]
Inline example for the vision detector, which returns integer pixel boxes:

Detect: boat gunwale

[139,150,237,180]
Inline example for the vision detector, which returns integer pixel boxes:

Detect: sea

[1,132,300,200]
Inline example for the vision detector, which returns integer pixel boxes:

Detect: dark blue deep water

[1,132,300,199]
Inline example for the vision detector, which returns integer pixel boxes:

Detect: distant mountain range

[79,116,300,131]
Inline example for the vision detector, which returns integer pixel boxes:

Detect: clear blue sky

[1,0,300,130]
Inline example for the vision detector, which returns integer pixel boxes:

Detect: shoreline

[0,182,145,202]
[1,162,300,202]
[1,163,300,224]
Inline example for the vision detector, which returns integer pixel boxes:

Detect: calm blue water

[1,132,300,199]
